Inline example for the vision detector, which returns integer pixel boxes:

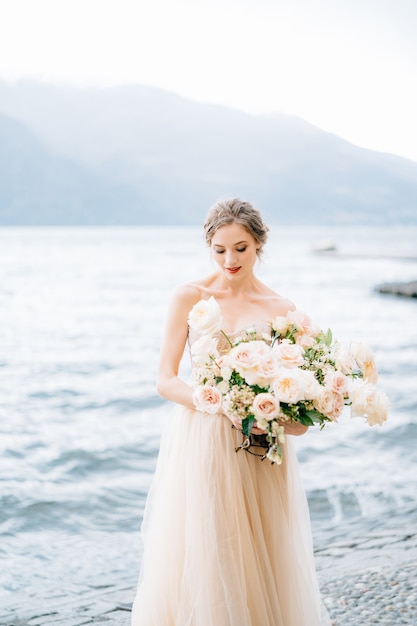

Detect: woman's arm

[281,421,308,436]
[156,285,199,410]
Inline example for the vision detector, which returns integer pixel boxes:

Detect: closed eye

[213,247,247,254]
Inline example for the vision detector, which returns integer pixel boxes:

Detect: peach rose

[324,370,349,395]
[253,393,280,422]
[273,341,305,368]
[287,310,321,338]
[192,385,222,414]
[228,341,279,387]
[313,389,345,421]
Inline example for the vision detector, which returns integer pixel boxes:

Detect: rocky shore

[376,280,417,298]
[315,506,417,625]
[4,509,417,626]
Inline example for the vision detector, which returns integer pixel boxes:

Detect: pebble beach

[316,507,417,626]
[4,509,416,626]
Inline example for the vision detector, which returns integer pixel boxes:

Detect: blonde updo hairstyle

[204,198,269,257]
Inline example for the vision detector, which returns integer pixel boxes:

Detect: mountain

[0,115,153,224]
[0,80,416,225]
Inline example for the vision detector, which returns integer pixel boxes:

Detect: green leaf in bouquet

[284,324,298,343]
[250,384,270,394]
[301,407,329,426]
[242,415,255,437]
[230,371,246,387]
[296,412,315,427]
[317,328,332,347]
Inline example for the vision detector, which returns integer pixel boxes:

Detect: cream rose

[192,385,222,414]
[273,340,305,368]
[350,381,389,425]
[367,389,390,426]
[271,315,291,335]
[350,340,378,383]
[216,379,230,394]
[188,297,223,335]
[334,343,357,375]
[190,335,219,363]
[298,369,322,400]
[313,389,345,421]
[272,368,307,404]
[253,393,280,422]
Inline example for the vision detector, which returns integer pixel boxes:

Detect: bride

[131,198,331,625]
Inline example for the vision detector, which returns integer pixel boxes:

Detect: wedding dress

[131,323,331,626]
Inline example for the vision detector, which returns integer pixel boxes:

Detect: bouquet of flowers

[188,297,389,465]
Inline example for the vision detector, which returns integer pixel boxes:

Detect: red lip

[226,267,241,274]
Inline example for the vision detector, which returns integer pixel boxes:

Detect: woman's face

[210,222,259,279]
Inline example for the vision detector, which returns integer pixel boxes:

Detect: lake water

[1,225,416,615]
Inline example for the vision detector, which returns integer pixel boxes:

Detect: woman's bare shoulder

[258,288,296,317]
[170,276,216,309]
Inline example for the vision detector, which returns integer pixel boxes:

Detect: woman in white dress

[131,198,331,626]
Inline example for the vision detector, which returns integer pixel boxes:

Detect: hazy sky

[1,0,417,162]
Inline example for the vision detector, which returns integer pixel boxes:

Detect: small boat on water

[312,240,337,254]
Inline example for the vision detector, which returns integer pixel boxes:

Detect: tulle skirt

[131,407,331,626]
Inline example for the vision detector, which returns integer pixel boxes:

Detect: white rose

[252,393,280,421]
[216,379,230,394]
[334,342,357,375]
[298,369,322,400]
[313,389,345,421]
[271,315,290,335]
[350,340,378,383]
[190,335,219,363]
[192,385,222,414]
[350,380,389,425]
[272,368,307,404]
[367,390,390,426]
[273,340,305,368]
[188,296,223,335]
[220,364,232,381]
